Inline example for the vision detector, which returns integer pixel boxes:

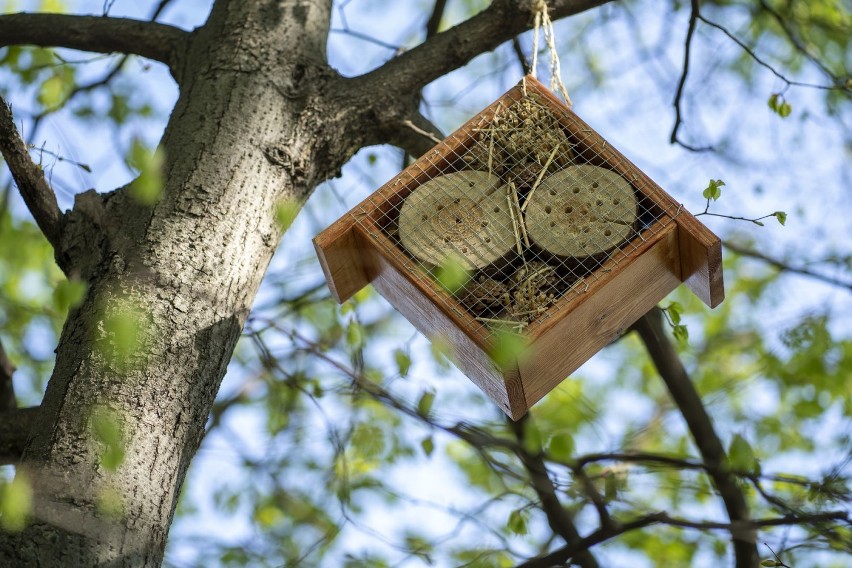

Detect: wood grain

[313,214,374,304]
[519,222,681,408]
[521,76,724,309]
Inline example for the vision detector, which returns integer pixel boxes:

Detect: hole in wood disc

[573,187,580,194]
[493,206,500,213]
[596,199,603,206]
[565,206,573,213]
[604,229,612,236]
[592,182,599,188]
[545,206,552,214]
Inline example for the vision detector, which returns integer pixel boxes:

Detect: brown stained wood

[313,214,374,303]
[519,222,682,408]
[679,220,724,307]
[314,75,725,419]
[521,76,724,309]
[365,233,526,417]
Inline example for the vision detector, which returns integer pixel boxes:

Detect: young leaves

[767,93,792,118]
[703,179,725,201]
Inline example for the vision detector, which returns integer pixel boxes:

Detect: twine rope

[528,0,573,108]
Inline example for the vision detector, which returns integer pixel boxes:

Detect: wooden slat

[365,233,526,418]
[521,76,724,309]
[519,222,681,408]
[313,214,373,304]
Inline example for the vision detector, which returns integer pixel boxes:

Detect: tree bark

[0,1,342,565]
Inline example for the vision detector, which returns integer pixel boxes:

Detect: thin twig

[0,96,63,250]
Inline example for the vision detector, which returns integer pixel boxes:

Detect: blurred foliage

[1,0,850,567]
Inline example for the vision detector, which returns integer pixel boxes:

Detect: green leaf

[37,72,71,111]
[53,278,87,313]
[507,509,528,535]
[0,472,33,532]
[345,320,363,349]
[760,560,781,567]
[420,436,434,457]
[767,93,779,112]
[673,324,689,344]
[488,329,529,369]
[667,301,683,325]
[728,434,760,475]
[393,348,411,377]
[547,433,574,461]
[779,101,792,118]
[416,390,435,418]
[91,406,125,472]
[274,198,300,231]
[435,254,471,294]
[127,138,164,205]
[702,179,725,201]
[773,211,787,226]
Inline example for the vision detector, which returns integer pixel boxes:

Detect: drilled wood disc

[399,171,516,270]
[525,165,638,259]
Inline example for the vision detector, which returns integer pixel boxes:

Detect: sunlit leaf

[507,509,528,535]
[728,434,760,475]
[420,436,434,457]
[53,278,87,313]
[435,254,471,294]
[394,348,411,377]
[91,406,125,472]
[702,179,724,201]
[0,472,33,532]
[274,198,300,231]
[127,138,164,205]
[416,389,435,418]
[488,329,529,369]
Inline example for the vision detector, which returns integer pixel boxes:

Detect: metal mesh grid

[354,86,674,341]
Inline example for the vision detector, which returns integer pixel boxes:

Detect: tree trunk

[0,2,346,565]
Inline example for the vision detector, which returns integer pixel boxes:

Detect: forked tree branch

[359,0,614,97]
[631,308,759,568]
[0,12,189,75]
[515,510,848,568]
[510,417,600,568]
[0,96,63,251]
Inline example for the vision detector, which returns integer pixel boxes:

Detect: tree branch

[630,307,759,568]
[0,96,63,251]
[358,0,613,97]
[670,0,714,152]
[0,12,189,76]
[724,241,852,292]
[0,339,15,412]
[0,406,40,465]
[387,113,445,158]
[516,510,849,568]
[510,417,600,568]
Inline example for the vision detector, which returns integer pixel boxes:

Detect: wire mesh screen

[353,85,674,342]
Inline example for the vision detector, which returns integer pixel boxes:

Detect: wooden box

[314,76,723,420]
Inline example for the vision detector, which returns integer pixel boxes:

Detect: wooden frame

[314,76,723,419]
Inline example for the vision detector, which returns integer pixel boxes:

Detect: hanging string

[527,0,573,109]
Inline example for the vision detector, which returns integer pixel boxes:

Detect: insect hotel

[314,76,724,420]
